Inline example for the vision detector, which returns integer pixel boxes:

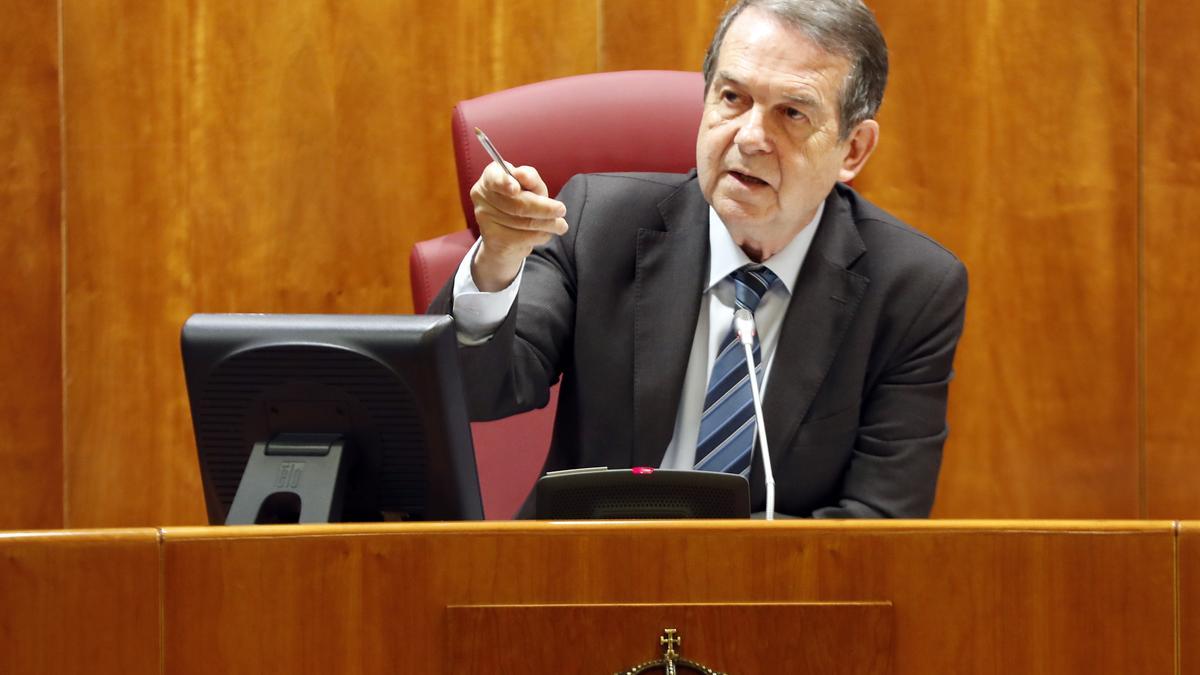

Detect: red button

[631,467,655,475]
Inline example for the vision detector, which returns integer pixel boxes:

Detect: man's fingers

[476,201,569,235]
[473,182,566,222]
[480,162,521,195]
[470,162,567,283]
[490,190,566,220]
[479,162,547,198]
[473,162,565,217]
[511,165,550,197]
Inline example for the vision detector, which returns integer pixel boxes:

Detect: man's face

[696,8,866,256]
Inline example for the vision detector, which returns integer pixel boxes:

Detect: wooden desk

[0,521,1182,673]
[0,529,159,674]
[1182,522,1199,675]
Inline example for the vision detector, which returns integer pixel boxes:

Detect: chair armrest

[409,229,477,313]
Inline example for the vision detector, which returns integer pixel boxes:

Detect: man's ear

[838,119,880,183]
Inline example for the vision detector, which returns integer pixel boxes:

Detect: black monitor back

[181,313,482,524]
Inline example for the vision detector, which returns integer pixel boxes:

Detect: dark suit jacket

[433,171,968,518]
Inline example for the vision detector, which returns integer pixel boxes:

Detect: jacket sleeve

[429,174,589,421]
[812,258,969,518]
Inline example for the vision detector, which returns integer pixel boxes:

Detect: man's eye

[785,107,807,121]
[722,90,741,104]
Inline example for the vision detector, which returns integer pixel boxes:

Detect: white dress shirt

[451,202,823,467]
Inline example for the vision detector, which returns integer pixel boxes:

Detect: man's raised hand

[468,162,568,292]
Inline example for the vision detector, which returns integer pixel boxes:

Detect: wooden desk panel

[1182,523,1199,674]
[0,529,160,675]
[160,520,1175,674]
[448,602,892,674]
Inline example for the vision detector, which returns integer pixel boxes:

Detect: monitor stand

[226,433,351,524]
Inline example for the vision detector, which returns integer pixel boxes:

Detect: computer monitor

[181,313,482,524]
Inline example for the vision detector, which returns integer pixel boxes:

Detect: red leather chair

[410,70,705,518]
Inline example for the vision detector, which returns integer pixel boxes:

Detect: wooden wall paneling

[0,530,160,674]
[183,0,458,317]
[62,0,201,527]
[858,2,1140,517]
[183,0,598,319]
[63,0,598,527]
[52,0,1161,524]
[1182,522,1199,674]
[598,0,727,72]
[487,0,600,92]
[160,521,1175,674]
[0,0,63,528]
[1144,0,1200,518]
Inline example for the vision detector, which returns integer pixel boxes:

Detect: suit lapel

[632,176,709,467]
[752,188,870,503]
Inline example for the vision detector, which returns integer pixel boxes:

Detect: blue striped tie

[694,265,778,476]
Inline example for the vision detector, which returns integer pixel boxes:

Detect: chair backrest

[451,70,706,235]
[411,70,706,518]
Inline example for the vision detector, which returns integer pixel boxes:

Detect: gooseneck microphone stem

[733,309,775,521]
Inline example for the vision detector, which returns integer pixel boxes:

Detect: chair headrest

[451,70,706,235]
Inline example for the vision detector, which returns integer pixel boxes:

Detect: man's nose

[734,106,772,154]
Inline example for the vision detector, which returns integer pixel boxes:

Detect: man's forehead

[712,56,847,116]
[715,9,851,106]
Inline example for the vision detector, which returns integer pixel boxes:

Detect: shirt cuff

[451,237,524,345]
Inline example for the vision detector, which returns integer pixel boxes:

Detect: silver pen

[474,127,519,183]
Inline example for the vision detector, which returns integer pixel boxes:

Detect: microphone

[733,308,776,520]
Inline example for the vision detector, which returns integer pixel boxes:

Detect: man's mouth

[729,170,769,188]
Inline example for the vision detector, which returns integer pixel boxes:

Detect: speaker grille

[539,476,748,519]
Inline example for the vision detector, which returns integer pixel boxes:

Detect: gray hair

[702,0,888,140]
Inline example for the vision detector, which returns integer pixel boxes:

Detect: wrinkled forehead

[715,8,853,106]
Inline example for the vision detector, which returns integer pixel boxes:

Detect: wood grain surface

[0,529,160,675]
[62,0,202,528]
[0,0,63,529]
[60,0,598,527]
[11,0,1196,527]
[447,602,892,674]
[860,2,1141,518]
[1144,0,1200,518]
[599,0,725,72]
[160,520,1175,674]
[1182,521,1199,674]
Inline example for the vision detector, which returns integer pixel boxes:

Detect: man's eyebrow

[781,92,822,111]
[715,71,823,111]
[714,71,743,88]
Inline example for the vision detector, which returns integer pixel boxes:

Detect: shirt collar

[705,200,824,294]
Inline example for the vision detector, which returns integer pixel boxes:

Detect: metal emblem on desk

[614,628,727,675]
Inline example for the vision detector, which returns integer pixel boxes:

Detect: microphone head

[733,308,756,346]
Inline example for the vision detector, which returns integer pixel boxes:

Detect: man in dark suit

[435,0,967,518]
